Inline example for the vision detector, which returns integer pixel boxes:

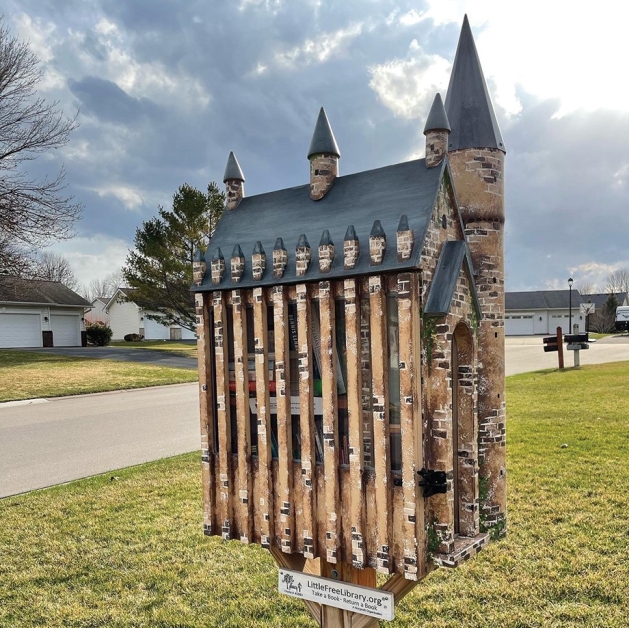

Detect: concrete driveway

[505,333,629,376]
[16,346,197,370]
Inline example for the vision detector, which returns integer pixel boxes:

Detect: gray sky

[7,0,629,291]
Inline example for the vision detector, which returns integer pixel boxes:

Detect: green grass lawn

[1,362,628,626]
[0,350,198,402]
[109,340,198,359]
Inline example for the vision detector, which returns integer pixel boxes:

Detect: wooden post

[253,287,273,548]
[297,283,317,558]
[213,292,232,540]
[232,289,253,542]
[319,280,340,564]
[369,275,391,574]
[197,292,216,536]
[557,326,564,370]
[344,278,365,568]
[273,285,294,553]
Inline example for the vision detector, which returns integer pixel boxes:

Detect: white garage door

[51,315,80,347]
[0,313,42,348]
[505,314,535,336]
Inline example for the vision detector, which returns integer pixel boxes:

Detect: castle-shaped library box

[191,16,507,619]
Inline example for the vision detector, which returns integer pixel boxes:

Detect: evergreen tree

[123,182,224,332]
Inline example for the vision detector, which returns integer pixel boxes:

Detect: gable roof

[506,290,583,311]
[445,15,505,152]
[581,292,629,309]
[424,240,480,318]
[104,287,158,312]
[194,158,447,292]
[0,276,91,307]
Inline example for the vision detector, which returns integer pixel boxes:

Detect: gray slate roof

[424,93,451,133]
[307,108,340,158]
[582,292,629,308]
[506,290,583,311]
[445,15,505,152]
[0,276,91,307]
[424,240,480,318]
[223,151,245,182]
[194,158,447,292]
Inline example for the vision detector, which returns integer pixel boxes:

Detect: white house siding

[534,312,548,335]
[85,299,109,324]
[107,300,141,340]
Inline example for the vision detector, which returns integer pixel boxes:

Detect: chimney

[223,151,245,210]
[423,93,451,168]
[307,108,340,201]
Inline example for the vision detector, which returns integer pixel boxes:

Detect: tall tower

[445,15,506,536]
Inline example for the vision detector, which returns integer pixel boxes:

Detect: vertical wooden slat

[296,283,316,558]
[232,289,252,543]
[253,287,273,548]
[197,292,215,536]
[319,280,339,563]
[272,285,294,553]
[344,278,365,568]
[369,275,391,574]
[397,272,420,579]
[213,292,232,540]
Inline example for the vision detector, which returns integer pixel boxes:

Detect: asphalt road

[0,383,200,498]
[1,334,627,499]
[17,346,197,370]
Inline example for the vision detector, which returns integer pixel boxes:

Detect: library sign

[278,569,394,621]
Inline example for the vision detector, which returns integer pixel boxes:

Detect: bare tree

[80,270,125,301]
[605,268,629,295]
[575,282,596,296]
[0,18,82,270]
[30,252,78,289]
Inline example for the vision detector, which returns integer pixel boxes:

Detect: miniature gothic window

[387,293,402,471]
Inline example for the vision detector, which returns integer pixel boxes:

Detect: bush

[123,333,144,342]
[86,321,113,346]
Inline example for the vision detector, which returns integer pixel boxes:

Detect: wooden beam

[397,273,420,580]
[232,289,252,543]
[351,574,418,628]
[213,292,232,540]
[272,285,294,553]
[369,275,391,574]
[344,278,365,569]
[296,283,316,558]
[197,292,215,536]
[319,280,340,564]
[253,287,273,548]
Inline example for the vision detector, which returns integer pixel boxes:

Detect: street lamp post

[568,277,574,334]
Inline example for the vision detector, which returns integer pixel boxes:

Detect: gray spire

[423,93,451,134]
[253,241,265,255]
[444,15,505,152]
[307,108,340,158]
[223,151,245,182]
[319,230,333,246]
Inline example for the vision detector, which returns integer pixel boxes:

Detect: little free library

[191,15,506,626]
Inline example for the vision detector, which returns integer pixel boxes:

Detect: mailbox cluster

[191,15,507,622]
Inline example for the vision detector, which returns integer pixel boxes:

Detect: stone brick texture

[309,153,338,200]
[226,180,244,210]
[425,130,449,168]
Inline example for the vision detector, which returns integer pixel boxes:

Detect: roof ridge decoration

[318,230,335,273]
[343,225,359,270]
[423,93,451,133]
[295,234,312,277]
[273,237,287,279]
[223,151,245,182]
[231,244,245,283]
[444,15,505,152]
[307,107,340,158]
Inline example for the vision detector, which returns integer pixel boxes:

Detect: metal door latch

[417,468,447,497]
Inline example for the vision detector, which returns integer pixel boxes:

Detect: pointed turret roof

[444,15,505,152]
[424,93,451,134]
[307,107,340,158]
[223,151,245,182]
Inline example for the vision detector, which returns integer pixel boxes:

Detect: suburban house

[84,296,109,324]
[582,292,629,309]
[190,16,507,610]
[0,276,90,348]
[505,290,586,336]
[104,287,196,340]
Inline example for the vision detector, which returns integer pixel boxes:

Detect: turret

[445,15,507,538]
[307,108,340,201]
[423,93,451,168]
[223,151,245,210]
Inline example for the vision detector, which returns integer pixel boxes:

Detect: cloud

[89,185,145,210]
